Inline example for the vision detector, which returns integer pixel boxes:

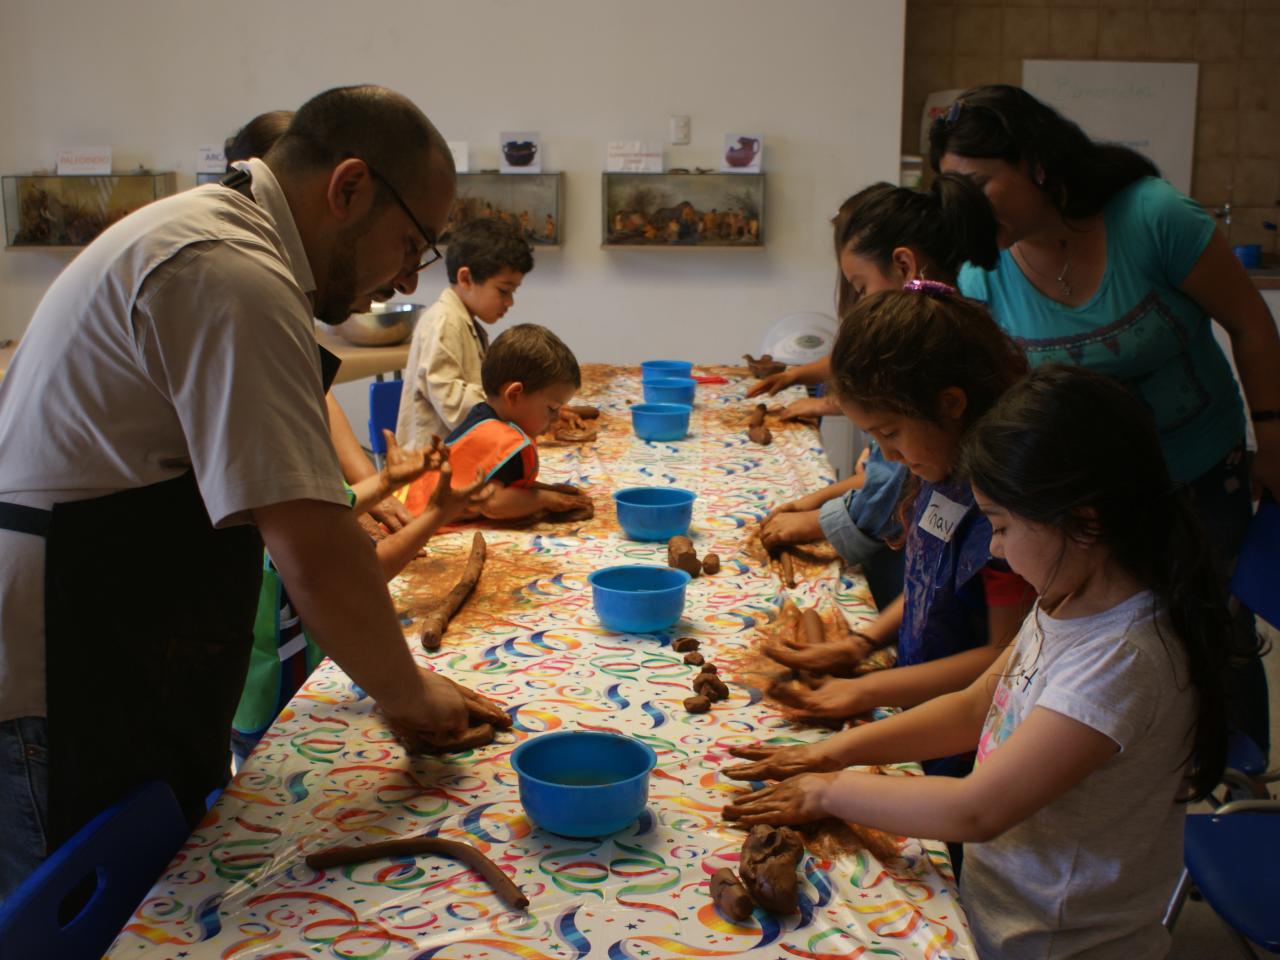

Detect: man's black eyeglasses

[366,165,442,272]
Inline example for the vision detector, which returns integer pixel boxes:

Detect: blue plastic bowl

[613,487,697,541]
[589,564,690,633]
[643,377,697,406]
[511,731,657,837]
[641,360,694,381]
[631,402,692,441]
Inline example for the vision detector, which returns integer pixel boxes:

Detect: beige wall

[0,0,905,362]
[903,0,1280,251]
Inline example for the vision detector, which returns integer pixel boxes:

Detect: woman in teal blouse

[930,84,1278,755]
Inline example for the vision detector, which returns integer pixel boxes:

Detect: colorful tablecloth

[106,366,975,960]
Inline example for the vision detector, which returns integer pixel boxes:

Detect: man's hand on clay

[381,668,509,753]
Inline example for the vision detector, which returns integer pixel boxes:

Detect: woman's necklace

[1015,237,1072,298]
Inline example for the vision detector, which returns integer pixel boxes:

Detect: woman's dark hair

[224,110,293,170]
[959,365,1239,801]
[829,288,1028,539]
[832,176,998,315]
[445,217,534,284]
[928,84,1160,220]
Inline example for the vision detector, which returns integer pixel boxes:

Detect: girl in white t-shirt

[723,364,1243,960]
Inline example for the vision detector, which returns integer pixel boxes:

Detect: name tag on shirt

[919,490,969,543]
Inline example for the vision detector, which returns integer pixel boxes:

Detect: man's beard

[314,222,366,325]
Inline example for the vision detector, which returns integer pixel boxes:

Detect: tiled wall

[903,0,1280,252]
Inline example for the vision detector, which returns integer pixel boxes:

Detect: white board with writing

[1022,60,1197,195]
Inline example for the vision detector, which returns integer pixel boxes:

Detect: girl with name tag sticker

[725,366,1239,960]
[761,285,1035,776]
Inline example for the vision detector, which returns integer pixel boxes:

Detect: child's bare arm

[350,431,445,517]
[374,463,496,579]
[477,485,588,521]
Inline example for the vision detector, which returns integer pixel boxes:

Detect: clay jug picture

[724,136,760,168]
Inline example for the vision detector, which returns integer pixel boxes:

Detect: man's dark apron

[0,168,341,848]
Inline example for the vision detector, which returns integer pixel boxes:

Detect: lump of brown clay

[672,637,700,653]
[683,694,711,714]
[739,824,804,914]
[667,535,701,577]
[693,673,730,702]
[709,866,754,921]
[747,404,773,446]
[683,651,705,666]
[553,426,598,443]
[743,354,787,378]
[702,553,721,575]
[566,404,600,420]
[698,662,718,675]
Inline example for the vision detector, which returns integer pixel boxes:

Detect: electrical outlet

[669,115,691,146]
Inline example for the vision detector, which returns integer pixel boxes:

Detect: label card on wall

[57,147,111,175]
[196,145,226,174]
[447,141,469,173]
[607,141,662,172]
[1022,60,1198,195]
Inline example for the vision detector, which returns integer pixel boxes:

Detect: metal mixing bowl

[334,302,426,347]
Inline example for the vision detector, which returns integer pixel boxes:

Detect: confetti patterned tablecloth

[107,366,975,960]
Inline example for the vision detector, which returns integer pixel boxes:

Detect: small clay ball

[683,652,705,666]
[672,637,700,653]
[683,695,711,714]
[702,553,721,575]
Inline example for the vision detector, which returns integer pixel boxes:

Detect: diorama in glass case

[443,172,562,246]
[603,172,764,247]
[2,172,176,247]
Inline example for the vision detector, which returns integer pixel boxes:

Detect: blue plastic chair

[1231,496,1280,629]
[367,380,405,467]
[0,781,189,960]
[1182,799,1280,956]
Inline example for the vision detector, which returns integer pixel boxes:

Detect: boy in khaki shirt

[396,218,533,449]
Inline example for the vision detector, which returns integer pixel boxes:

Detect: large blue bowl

[511,731,657,837]
[643,377,697,406]
[613,487,697,541]
[589,564,690,633]
[631,402,692,441]
[641,360,694,381]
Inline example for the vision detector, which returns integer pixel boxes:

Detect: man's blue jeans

[0,716,48,904]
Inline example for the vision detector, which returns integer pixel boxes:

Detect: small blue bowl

[643,377,697,406]
[589,564,690,633]
[614,487,697,541]
[631,402,692,441]
[511,731,657,837]
[641,360,694,381]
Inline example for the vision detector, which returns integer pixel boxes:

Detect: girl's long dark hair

[829,288,1029,541]
[928,84,1159,220]
[832,175,999,315]
[959,365,1238,801]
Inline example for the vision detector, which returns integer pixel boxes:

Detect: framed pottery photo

[443,172,562,247]
[720,134,763,173]
[602,172,764,248]
[499,131,541,174]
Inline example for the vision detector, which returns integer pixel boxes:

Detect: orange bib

[402,417,538,516]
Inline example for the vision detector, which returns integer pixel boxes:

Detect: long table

[106,365,974,960]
